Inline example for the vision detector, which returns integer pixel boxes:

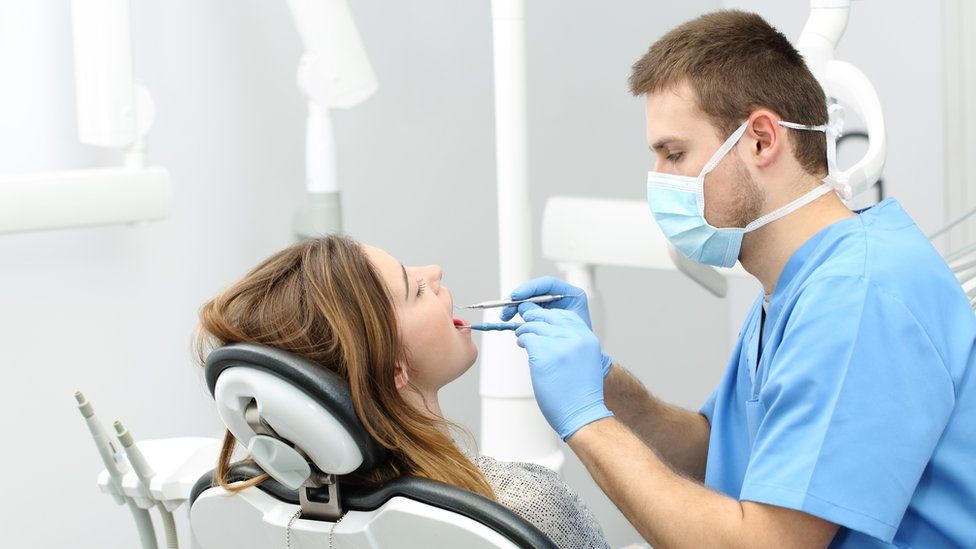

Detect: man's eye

[667,152,684,163]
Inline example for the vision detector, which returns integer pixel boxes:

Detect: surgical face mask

[645,104,846,268]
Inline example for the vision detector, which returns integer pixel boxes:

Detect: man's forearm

[568,418,838,549]
[604,364,710,480]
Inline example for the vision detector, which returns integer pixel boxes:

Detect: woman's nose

[426,265,443,291]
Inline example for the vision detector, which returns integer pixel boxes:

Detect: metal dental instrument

[462,293,579,310]
[456,322,524,331]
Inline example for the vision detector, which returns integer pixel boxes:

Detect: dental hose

[126,503,160,549]
[115,421,179,549]
[158,507,178,549]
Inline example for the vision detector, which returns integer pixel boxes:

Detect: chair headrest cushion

[204,342,387,472]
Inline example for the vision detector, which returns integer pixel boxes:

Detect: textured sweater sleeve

[476,455,610,549]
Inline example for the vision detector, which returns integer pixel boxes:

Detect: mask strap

[743,183,833,233]
[778,104,851,200]
[698,121,750,178]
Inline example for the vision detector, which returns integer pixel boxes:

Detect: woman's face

[362,244,477,393]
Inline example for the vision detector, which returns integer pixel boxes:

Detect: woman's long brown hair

[192,235,495,499]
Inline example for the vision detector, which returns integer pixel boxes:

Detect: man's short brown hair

[629,10,828,177]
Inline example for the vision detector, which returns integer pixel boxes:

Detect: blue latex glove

[503,277,613,377]
[500,276,593,327]
[514,306,614,441]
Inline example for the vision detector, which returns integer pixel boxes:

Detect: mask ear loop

[698,121,750,178]
[778,104,851,200]
[694,121,751,217]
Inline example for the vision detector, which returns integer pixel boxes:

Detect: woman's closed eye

[416,278,426,298]
[667,151,684,163]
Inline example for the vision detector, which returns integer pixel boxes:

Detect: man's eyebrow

[650,136,685,151]
[400,263,409,302]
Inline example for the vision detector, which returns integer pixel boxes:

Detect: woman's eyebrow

[400,263,409,302]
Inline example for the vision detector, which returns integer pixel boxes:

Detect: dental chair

[189,343,558,548]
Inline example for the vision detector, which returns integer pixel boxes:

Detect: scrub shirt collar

[767,198,894,306]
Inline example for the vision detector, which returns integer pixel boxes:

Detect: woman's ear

[393,362,410,390]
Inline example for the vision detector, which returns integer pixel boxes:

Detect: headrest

[204,343,387,483]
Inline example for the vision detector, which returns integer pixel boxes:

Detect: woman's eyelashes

[416,278,426,298]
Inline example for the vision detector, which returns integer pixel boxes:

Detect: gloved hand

[514,306,614,441]
[503,277,613,377]
[500,276,593,327]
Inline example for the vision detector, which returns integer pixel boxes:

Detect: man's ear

[745,109,784,169]
[393,362,410,390]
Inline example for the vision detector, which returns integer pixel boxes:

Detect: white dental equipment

[288,0,378,239]
[796,0,886,201]
[0,0,171,234]
[115,421,180,549]
[76,392,221,549]
[75,391,158,549]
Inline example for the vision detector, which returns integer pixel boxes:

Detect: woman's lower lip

[453,318,472,334]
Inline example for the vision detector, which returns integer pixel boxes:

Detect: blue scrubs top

[701,199,976,547]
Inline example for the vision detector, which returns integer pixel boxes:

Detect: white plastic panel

[191,489,521,549]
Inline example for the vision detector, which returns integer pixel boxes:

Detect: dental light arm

[0,0,171,235]
[285,0,377,238]
[796,0,886,199]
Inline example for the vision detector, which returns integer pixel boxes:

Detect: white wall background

[0,1,953,547]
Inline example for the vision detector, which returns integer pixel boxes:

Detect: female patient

[193,234,609,548]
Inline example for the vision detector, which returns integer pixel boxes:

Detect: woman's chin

[456,347,478,378]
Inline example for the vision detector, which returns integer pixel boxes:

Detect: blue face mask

[645,105,847,268]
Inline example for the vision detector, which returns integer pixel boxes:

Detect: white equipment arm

[479,0,564,472]
[797,0,887,199]
[0,0,171,235]
[286,0,378,110]
[286,0,377,237]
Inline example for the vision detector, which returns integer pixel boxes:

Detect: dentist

[503,10,976,548]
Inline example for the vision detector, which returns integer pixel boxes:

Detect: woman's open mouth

[453,317,472,333]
